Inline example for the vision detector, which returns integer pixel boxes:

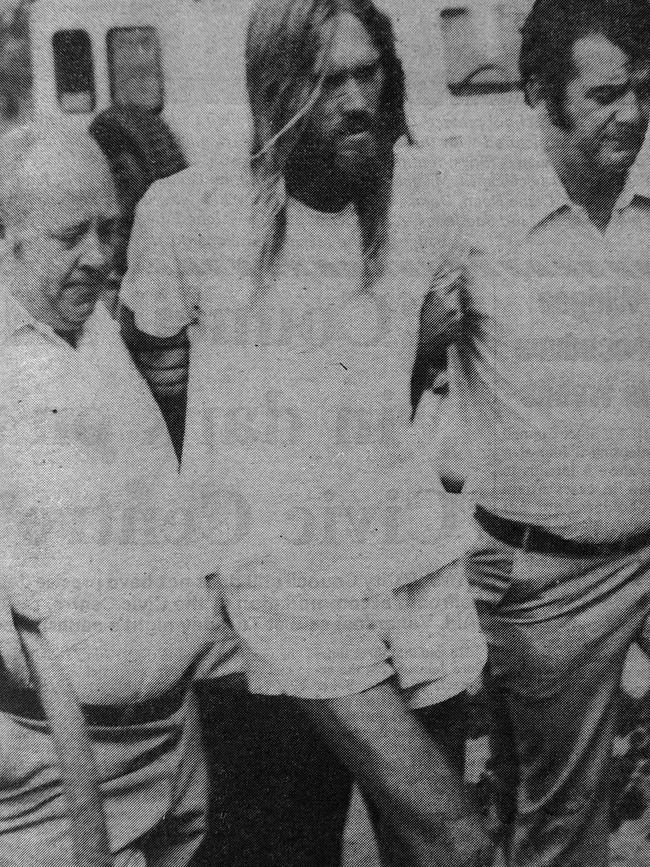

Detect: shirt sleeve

[119,182,197,338]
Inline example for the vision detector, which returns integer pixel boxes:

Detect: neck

[559,162,626,231]
[544,127,627,231]
[284,157,357,213]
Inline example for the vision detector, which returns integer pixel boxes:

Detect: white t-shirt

[121,145,485,700]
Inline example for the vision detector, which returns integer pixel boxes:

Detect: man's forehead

[17,147,117,227]
[572,32,650,85]
[31,184,117,221]
[320,12,380,73]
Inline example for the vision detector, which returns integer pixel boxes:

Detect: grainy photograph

[0,1,649,866]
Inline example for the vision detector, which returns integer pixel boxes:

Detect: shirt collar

[615,140,650,210]
[0,283,107,350]
[525,130,650,232]
[0,286,63,345]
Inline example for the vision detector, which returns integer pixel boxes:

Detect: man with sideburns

[422,0,650,863]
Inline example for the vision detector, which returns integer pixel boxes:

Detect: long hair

[245,0,411,300]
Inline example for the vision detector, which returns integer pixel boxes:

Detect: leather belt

[474,505,650,559]
[0,672,190,726]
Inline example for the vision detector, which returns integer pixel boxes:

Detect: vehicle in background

[439,0,527,95]
[0,0,531,153]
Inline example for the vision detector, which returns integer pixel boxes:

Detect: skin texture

[6,138,119,341]
[285,12,389,211]
[536,33,650,229]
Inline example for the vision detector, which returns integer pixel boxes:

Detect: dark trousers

[193,687,352,867]
[468,528,650,867]
[192,686,468,867]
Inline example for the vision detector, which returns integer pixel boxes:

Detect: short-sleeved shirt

[0,293,241,706]
[120,144,485,700]
[435,121,650,544]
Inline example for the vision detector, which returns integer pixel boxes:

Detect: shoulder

[139,163,251,233]
[390,141,470,276]
[393,143,451,230]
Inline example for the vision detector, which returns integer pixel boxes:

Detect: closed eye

[588,84,628,105]
[51,222,89,248]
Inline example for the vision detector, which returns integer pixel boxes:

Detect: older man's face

[15,147,119,333]
[302,12,387,178]
[559,33,650,177]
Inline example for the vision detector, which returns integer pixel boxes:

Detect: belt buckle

[521,525,533,552]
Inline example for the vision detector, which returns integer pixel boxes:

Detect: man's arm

[120,305,189,461]
[298,680,492,867]
[120,305,189,401]
[410,259,467,418]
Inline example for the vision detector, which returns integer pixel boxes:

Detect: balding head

[0,124,119,341]
[0,125,114,231]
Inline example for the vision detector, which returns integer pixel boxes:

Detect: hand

[0,584,46,686]
[422,266,466,344]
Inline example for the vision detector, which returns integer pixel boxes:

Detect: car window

[440,5,522,96]
[52,30,96,113]
[107,27,164,112]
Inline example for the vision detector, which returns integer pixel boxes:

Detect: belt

[0,672,190,726]
[474,506,650,559]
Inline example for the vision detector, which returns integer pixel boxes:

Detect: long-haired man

[120,2,491,864]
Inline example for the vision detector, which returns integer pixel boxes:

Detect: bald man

[0,126,242,867]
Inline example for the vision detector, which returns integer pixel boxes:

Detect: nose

[78,227,111,271]
[616,89,642,125]
[340,75,367,114]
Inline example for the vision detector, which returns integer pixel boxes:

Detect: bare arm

[120,304,189,401]
[120,304,189,459]
[298,680,492,867]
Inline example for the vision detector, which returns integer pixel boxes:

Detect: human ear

[526,75,567,128]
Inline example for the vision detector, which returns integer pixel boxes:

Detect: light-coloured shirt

[121,144,485,700]
[438,120,650,543]
[0,293,241,706]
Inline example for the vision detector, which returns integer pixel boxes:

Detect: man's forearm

[120,304,189,460]
[119,304,190,401]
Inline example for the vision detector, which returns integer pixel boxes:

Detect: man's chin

[62,297,99,327]
[602,144,643,173]
[334,139,386,184]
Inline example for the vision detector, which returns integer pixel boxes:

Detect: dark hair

[245,0,411,298]
[519,0,650,125]
[246,0,409,155]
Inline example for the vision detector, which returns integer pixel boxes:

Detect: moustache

[608,126,644,147]
[337,115,377,137]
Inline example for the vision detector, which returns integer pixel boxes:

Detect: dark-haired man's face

[558,33,650,178]
[300,12,387,182]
